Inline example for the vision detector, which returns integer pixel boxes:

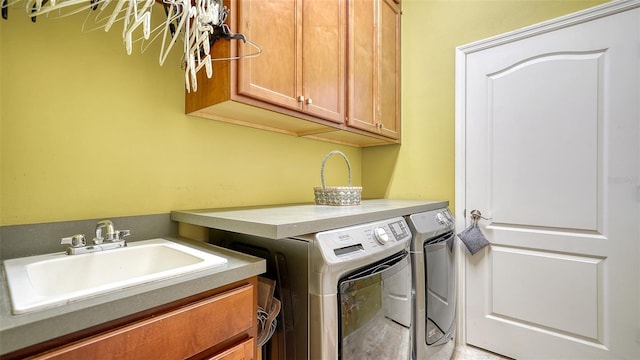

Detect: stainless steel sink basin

[3,239,227,314]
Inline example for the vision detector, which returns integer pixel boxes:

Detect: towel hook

[470,209,491,226]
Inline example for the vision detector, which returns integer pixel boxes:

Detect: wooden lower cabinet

[206,338,254,360]
[25,280,257,360]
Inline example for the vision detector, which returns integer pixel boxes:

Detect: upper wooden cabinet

[347,0,401,139]
[237,0,345,124]
[186,0,401,147]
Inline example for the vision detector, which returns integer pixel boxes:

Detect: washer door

[424,231,456,345]
[338,251,411,360]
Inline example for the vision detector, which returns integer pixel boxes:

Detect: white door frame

[453,0,640,349]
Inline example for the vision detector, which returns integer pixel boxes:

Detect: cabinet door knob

[297,95,305,102]
[306,98,313,105]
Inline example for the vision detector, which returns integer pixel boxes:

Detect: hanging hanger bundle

[181,0,260,92]
[2,0,262,92]
[183,0,218,92]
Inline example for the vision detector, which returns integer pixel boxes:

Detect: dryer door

[424,231,456,345]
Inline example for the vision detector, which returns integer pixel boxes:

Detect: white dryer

[406,208,456,360]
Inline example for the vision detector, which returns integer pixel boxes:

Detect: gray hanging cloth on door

[457,224,490,255]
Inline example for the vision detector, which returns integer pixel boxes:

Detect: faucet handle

[61,234,86,248]
[97,229,130,243]
[115,230,131,240]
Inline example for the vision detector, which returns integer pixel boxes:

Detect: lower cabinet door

[32,284,255,360]
[206,338,255,360]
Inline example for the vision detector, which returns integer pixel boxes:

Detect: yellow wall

[363,0,608,213]
[0,9,359,225]
[0,1,608,226]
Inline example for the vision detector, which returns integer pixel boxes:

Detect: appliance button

[444,210,454,223]
[373,227,390,245]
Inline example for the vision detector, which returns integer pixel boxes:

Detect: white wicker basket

[314,150,362,206]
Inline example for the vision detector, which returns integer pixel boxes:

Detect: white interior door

[455,1,640,358]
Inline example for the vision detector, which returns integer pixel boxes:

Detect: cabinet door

[237,0,301,111]
[301,0,345,123]
[206,338,255,360]
[348,0,376,132]
[32,284,255,360]
[378,0,401,138]
[347,0,401,139]
[238,0,344,124]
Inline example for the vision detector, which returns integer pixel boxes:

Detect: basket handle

[320,150,352,189]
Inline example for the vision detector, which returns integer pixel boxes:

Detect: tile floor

[452,345,513,360]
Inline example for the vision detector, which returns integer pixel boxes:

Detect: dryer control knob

[374,227,390,245]
[436,212,451,226]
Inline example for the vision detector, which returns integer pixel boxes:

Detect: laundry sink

[3,239,227,314]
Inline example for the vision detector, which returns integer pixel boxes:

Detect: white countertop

[171,199,449,238]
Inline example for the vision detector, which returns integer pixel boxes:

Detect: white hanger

[209,23,262,62]
[104,0,126,32]
[130,0,188,62]
[195,0,219,26]
[155,0,190,65]
[81,0,129,33]
[2,0,24,7]
[24,0,46,14]
[49,1,109,19]
[184,2,212,92]
[122,0,153,55]
[27,0,104,18]
[124,0,189,61]
[182,3,197,92]
[2,0,27,12]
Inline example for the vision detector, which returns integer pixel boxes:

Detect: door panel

[491,247,603,340]
[348,0,376,130]
[238,0,301,109]
[489,52,602,230]
[379,0,401,137]
[302,0,344,123]
[459,3,640,358]
[348,0,401,138]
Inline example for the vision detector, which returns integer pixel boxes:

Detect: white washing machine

[209,216,413,360]
[406,208,456,360]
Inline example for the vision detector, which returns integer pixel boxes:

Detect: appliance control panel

[408,208,455,234]
[314,217,412,264]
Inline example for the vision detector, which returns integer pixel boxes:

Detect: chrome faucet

[94,219,115,244]
[61,219,130,255]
